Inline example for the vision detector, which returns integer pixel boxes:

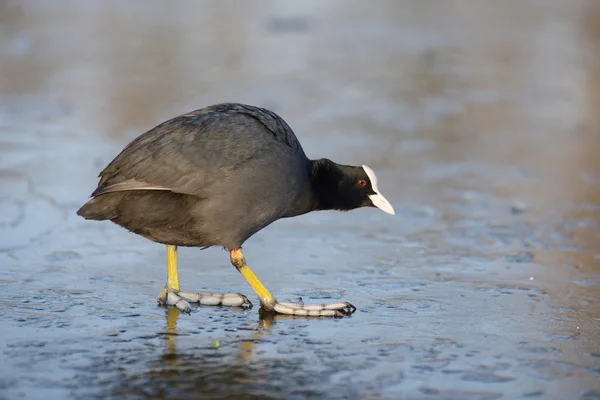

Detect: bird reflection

[161,307,180,367]
[106,306,324,398]
[159,305,319,366]
[159,306,278,367]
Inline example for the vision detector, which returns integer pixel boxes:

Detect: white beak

[362,165,395,215]
[368,192,395,215]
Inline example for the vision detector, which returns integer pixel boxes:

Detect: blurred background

[1,1,599,399]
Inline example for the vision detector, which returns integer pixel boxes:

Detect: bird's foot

[228,248,355,317]
[262,297,356,318]
[157,288,253,313]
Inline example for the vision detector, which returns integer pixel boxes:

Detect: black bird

[78,103,394,317]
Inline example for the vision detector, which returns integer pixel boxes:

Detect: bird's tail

[76,195,118,221]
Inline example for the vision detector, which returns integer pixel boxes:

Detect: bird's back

[96,103,306,194]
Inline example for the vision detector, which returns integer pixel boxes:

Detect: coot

[78,103,394,317]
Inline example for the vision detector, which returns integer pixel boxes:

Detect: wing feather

[91,103,304,198]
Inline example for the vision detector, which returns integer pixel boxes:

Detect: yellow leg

[166,245,180,291]
[230,248,356,317]
[158,246,252,313]
[230,249,275,309]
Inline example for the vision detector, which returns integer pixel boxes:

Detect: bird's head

[311,159,395,215]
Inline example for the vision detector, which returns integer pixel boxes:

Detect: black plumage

[78,103,391,249]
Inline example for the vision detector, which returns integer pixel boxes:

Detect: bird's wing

[92,104,304,197]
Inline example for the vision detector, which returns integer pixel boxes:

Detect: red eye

[358,180,367,187]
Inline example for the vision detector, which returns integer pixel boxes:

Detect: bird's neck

[309,158,347,212]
